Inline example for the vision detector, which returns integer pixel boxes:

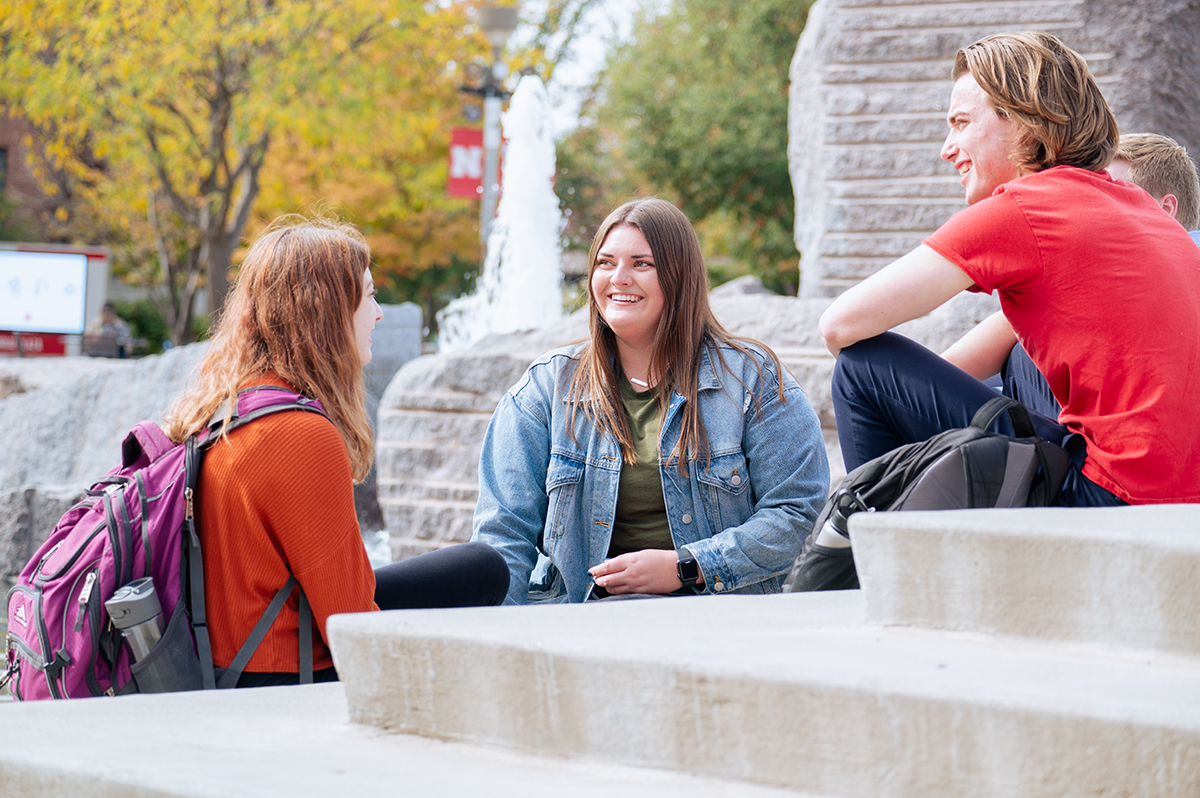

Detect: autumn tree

[558,0,811,294]
[0,0,484,341]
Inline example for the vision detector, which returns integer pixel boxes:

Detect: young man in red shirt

[819,32,1200,507]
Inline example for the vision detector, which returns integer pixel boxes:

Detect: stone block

[823,144,951,181]
[854,505,1200,658]
[818,233,930,258]
[330,593,1200,797]
[376,409,493,446]
[820,84,949,118]
[824,116,947,146]
[824,199,963,233]
[0,485,84,578]
[837,3,1080,34]
[375,442,482,482]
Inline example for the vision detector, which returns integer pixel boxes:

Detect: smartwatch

[676,549,700,588]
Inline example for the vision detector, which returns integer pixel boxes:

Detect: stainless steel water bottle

[105,578,165,661]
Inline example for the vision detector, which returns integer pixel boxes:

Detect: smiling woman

[472,198,830,604]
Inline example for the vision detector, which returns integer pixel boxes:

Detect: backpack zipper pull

[74,571,97,632]
[184,487,194,520]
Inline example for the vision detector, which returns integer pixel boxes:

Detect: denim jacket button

[681,513,692,524]
[731,475,742,486]
[714,580,724,592]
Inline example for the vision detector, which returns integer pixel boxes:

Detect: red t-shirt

[926,166,1200,504]
[199,373,378,673]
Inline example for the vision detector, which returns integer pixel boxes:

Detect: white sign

[0,251,88,333]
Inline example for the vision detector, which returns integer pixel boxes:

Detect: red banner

[448,127,506,199]
[448,128,484,198]
[0,331,66,356]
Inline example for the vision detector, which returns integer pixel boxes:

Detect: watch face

[678,555,700,584]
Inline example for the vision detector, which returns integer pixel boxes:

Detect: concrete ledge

[853,506,1200,657]
[0,683,807,798]
[328,593,1200,797]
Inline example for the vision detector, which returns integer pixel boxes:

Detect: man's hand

[589,549,703,595]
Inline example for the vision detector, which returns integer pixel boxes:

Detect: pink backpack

[3,386,326,699]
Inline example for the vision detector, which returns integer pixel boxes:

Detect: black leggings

[373,540,509,610]
[236,542,509,687]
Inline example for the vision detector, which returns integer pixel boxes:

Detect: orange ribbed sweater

[198,374,377,673]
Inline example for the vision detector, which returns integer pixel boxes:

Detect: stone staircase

[328,504,1200,797]
[2,505,1196,795]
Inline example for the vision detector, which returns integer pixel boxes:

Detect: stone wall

[789,0,1200,297]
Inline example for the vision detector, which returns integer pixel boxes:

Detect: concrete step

[0,683,815,798]
[328,591,1200,798]
[853,505,1200,658]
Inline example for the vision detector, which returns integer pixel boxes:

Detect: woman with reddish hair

[165,217,507,687]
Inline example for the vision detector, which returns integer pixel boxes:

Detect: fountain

[437,75,565,352]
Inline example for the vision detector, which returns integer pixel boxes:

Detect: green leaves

[559,0,812,294]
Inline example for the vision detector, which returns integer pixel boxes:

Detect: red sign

[448,128,484,198]
[0,331,66,357]
[448,128,506,199]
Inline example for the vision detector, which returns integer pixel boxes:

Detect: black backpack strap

[216,574,309,689]
[135,471,152,578]
[971,395,1036,438]
[184,435,217,690]
[298,588,313,685]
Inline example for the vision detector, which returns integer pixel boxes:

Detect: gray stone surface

[854,505,1200,658]
[789,0,1200,297]
[0,683,806,798]
[329,586,1200,797]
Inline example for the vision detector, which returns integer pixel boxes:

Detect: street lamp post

[471,5,519,254]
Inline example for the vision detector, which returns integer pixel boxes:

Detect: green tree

[559,0,811,294]
[0,0,477,340]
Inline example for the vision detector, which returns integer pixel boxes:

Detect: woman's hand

[589,549,703,594]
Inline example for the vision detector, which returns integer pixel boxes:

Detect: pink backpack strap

[121,422,177,469]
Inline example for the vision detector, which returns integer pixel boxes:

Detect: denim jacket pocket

[696,451,753,531]
[544,452,586,546]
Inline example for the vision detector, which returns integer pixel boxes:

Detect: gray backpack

[782,397,1069,593]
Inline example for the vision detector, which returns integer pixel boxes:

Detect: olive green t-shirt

[607,372,673,557]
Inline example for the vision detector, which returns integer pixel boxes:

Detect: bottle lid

[104,577,162,629]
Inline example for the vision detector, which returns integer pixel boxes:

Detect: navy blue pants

[831,333,1125,507]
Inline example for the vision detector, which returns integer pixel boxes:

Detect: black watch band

[676,550,700,588]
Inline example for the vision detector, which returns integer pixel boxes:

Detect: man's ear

[1158,193,1180,220]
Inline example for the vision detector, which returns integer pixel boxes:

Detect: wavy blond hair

[954,31,1118,174]
[164,216,374,482]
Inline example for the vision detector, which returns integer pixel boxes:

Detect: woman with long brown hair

[165,216,507,686]
[472,199,828,603]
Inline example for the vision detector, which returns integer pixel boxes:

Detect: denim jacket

[472,341,830,604]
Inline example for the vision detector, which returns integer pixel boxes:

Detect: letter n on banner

[448,128,484,199]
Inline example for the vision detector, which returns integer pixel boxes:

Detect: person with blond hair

[1109,133,1200,241]
[820,32,1200,510]
[165,217,507,687]
[473,198,828,604]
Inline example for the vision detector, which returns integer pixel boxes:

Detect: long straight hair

[164,216,375,482]
[567,198,785,474]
